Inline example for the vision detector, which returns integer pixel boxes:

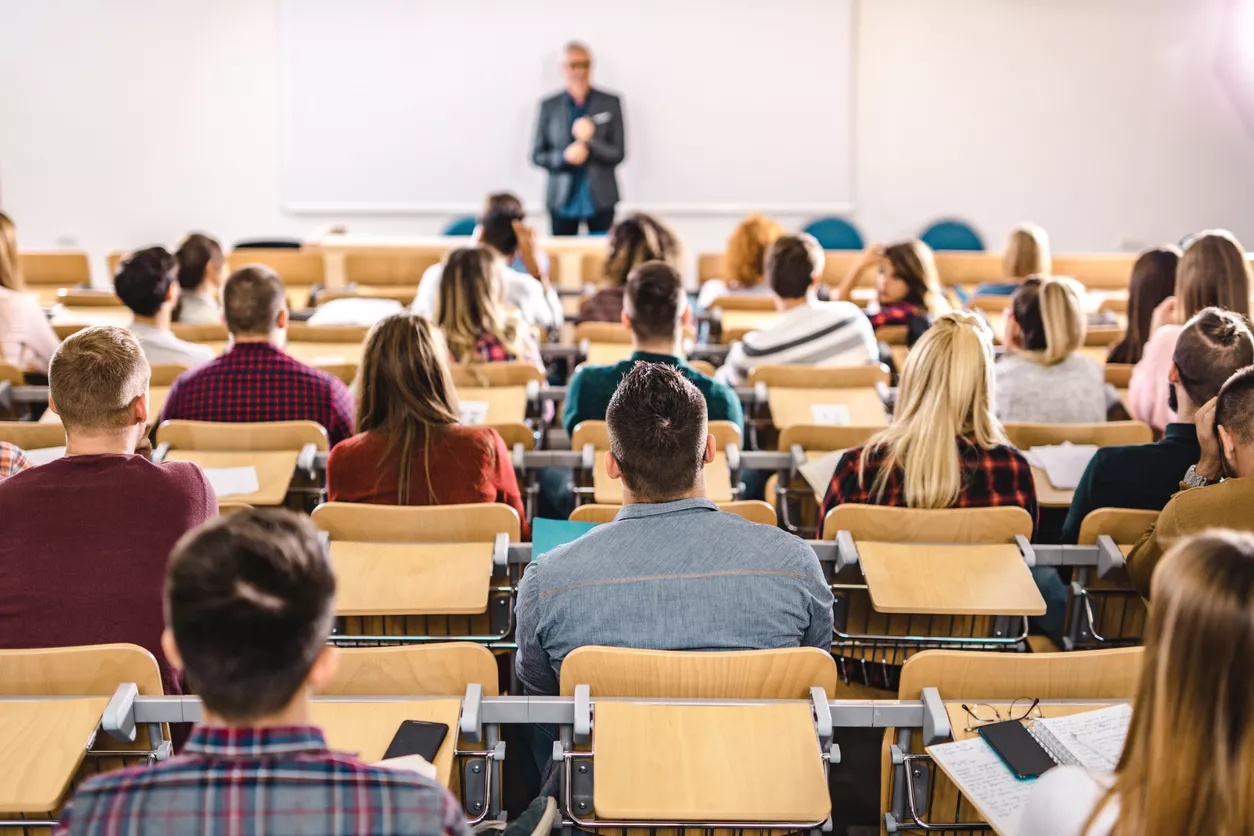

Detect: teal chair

[442,216,477,236]
[920,220,985,252]
[802,217,864,251]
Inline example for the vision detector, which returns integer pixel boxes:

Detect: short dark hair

[480,207,523,258]
[175,233,224,291]
[624,261,684,341]
[483,192,524,218]
[1216,365,1254,448]
[606,363,707,501]
[165,508,335,721]
[767,234,824,299]
[222,265,286,336]
[114,247,177,317]
[1174,308,1254,407]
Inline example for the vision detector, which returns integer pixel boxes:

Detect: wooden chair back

[1105,364,1133,387]
[574,321,630,344]
[777,424,878,453]
[217,502,253,515]
[171,323,229,343]
[321,644,500,696]
[489,422,536,451]
[688,359,717,377]
[571,419,742,451]
[581,252,607,285]
[1073,508,1156,646]
[897,646,1143,700]
[559,647,838,698]
[0,644,164,696]
[449,362,545,387]
[156,419,330,452]
[148,364,189,387]
[311,501,521,543]
[17,252,91,288]
[286,323,369,344]
[344,249,445,286]
[748,363,889,389]
[1003,421,1152,449]
[819,251,866,287]
[709,293,777,311]
[696,253,725,285]
[55,288,122,307]
[1084,326,1125,347]
[0,421,64,451]
[1077,508,1159,546]
[569,500,776,526]
[875,324,909,345]
[932,253,1003,287]
[105,251,127,277]
[822,504,1033,543]
[1052,254,1136,291]
[227,249,326,286]
[0,364,23,387]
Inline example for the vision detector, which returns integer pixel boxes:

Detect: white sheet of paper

[798,450,846,499]
[459,401,489,426]
[306,296,403,326]
[203,466,260,498]
[1035,704,1131,772]
[373,753,438,780]
[926,736,1035,835]
[23,446,65,467]
[312,355,348,365]
[1025,443,1099,490]
[810,404,851,426]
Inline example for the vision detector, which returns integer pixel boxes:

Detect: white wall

[1,0,1251,283]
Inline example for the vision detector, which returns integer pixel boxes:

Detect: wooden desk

[585,342,632,367]
[944,701,1114,742]
[593,451,733,504]
[285,341,366,369]
[768,388,888,430]
[48,307,132,328]
[857,542,1046,616]
[457,387,527,425]
[166,450,299,506]
[330,542,493,616]
[720,310,779,343]
[312,698,461,787]
[1031,466,1074,508]
[0,697,108,814]
[592,701,830,822]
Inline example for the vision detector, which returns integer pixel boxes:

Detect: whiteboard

[277,0,854,213]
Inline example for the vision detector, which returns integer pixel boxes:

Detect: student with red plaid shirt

[833,239,946,346]
[56,509,469,836]
[0,441,28,479]
[159,266,355,446]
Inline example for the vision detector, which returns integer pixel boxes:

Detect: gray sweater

[995,353,1107,424]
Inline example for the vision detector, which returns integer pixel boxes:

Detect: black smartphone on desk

[382,720,449,762]
[977,720,1056,780]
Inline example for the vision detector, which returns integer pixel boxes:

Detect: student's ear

[1167,363,1181,385]
[620,311,632,331]
[681,305,694,329]
[160,629,184,672]
[47,396,60,418]
[811,271,823,290]
[131,390,149,428]
[1218,424,1238,471]
[305,644,339,693]
[165,281,179,305]
[605,450,622,481]
[276,307,290,330]
[703,432,716,465]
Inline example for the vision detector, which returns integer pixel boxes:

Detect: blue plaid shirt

[56,725,470,836]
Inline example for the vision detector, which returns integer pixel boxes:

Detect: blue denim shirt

[514,498,835,695]
[556,93,596,219]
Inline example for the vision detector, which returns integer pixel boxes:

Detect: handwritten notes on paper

[926,736,1033,835]
[1035,704,1131,771]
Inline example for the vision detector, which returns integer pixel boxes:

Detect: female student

[835,239,947,343]
[327,312,526,521]
[579,213,683,322]
[1129,230,1251,432]
[996,276,1106,423]
[1105,246,1180,365]
[0,211,60,373]
[1021,529,1254,836]
[1003,223,1052,281]
[436,246,543,369]
[174,232,226,325]
[695,213,783,310]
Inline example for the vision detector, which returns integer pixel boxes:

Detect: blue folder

[531,518,599,560]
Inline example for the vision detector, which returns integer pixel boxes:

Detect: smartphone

[977,720,1056,780]
[382,720,449,763]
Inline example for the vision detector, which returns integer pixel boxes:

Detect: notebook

[531,518,599,560]
[926,705,1131,835]
[1023,443,1099,490]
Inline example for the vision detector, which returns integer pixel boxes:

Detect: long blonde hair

[1010,276,1086,366]
[1003,223,1051,280]
[1177,230,1251,320]
[0,212,23,291]
[436,246,522,362]
[860,312,1007,508]
[1089,530,1254,836]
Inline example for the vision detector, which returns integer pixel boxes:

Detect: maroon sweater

[0,454,216,694]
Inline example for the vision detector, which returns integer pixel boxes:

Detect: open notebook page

[926,736,1034,836]
[1033,704,1131,772]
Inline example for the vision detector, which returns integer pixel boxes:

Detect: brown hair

[1108,247,1181,365]
[624,261,685,342]
[483,192,524,218]
[1003,224,1051,279]
[1010,276,1086,366]
[724,214,784,289]
[884,239,945,314]
[1176,230,1251,320]
[1215,364,1254,448]
[607,362,707,501]
[114,246,178,318]
[223,265,286,337]
[437,247,520,362]
[0,211,24,291]
[49,325,150,431]
[175,233,224,292]
[768,234,825,300]
[1173,307,1254,410]
[602,214,682,287]
[1091,530,1254,835]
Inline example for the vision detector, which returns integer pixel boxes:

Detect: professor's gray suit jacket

[531,88,625,212]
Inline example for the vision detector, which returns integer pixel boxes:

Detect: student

[174,232,226,325]
[1021,529,1254,836]
[695,213,784,310]
[0,210,60,372]
[1125,364,1254,597]
[564,261,743,434]
[0,326,215,695]
[327,313,526,521]
[414,202,561,331]
[1063,308,1253,543]
[56,509,469,836]
[159,266,355,446]
[834,239,946,344]
[0,442,29,478]
[716,233,877,386]
[114,247,216,369]
[516,362,833,695]
[434,247,543,370]
[1002,223,1051,281]
[579,213,682,323]
[995,276,1105,423]
[481,191,551,278]
[1129,230,1251,433]
[1105,246,1180,365]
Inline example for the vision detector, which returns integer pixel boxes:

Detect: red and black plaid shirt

[158,342,355,446]
[818,437,1039,536]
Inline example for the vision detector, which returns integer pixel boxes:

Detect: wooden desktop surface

[329,541,493,616]
[593,451,733,504]
[768,388,888,430]
[457,387,528,425]
[0,697,108,814]
[312,698,461,787]
[166,450,299,506]
[858,542,1046,616]
[1031,466,1075,508]
[585,342,632,367]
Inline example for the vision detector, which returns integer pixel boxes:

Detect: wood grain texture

[322,644,500,697]
[0,699,108,814]
[311,501,521,543]
[157,419,329,452]
[312,698,460,786]
[768,387,888,430]
[0,644,163,696]
[749,364,889,388]
[166,450,299,505]
[1003,421,1151,449]
[858,543,1045,616]
[329,541,493,616]
[559,647,838,698]
[822,505,1033,543]
[569,500,776,526]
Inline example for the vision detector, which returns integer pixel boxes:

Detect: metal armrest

[101,682,139,743]
[1096,534,1127,579]
[835,530,860,571]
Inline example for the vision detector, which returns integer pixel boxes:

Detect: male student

[563,261,744,434]
[1063,308,1254,543]
[160,265,355,446]
[716,233,878,386]
[0,327,215,695]
[114,246,216,368]
[1126,364,1254,597]
[56,509,469,836]
[516,363,833,696]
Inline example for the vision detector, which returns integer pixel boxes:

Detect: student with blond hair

[995,276,1105,423]
[695,213,784,310]
[435,247,542,370]
[1003,223,1051,280]
[835,239,947,344]
[1021,529,1254,836]
[0,211,60,372]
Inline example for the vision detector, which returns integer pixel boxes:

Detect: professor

[531,41,626,236]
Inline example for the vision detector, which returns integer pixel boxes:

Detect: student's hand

[572,116,596,142]
[1194,396,1223,481]
[563,141,589,165]
[1150,296,1178,334]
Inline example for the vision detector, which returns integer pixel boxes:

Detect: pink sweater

[0,287,59,373]
[1127,324,1179,433]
